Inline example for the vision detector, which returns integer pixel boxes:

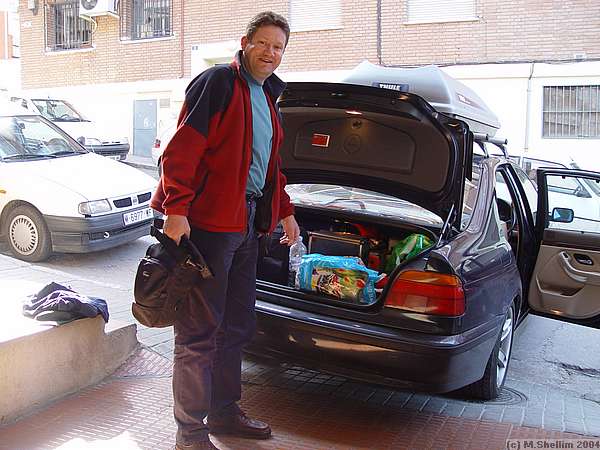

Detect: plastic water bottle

[288,236,307,288]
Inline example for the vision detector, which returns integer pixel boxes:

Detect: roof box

[342,61,501,137]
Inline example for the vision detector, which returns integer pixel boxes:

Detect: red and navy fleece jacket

[151,52,294,234]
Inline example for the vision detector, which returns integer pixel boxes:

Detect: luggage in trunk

[256,207,439,308]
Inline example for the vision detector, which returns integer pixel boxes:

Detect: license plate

[123,208,153,226]
[108,155,121,160]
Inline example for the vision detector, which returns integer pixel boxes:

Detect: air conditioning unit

[79,0,118,18]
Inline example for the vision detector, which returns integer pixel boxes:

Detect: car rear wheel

[5,205,52,262]
[466,302,515,400]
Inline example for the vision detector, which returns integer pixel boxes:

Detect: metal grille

[120,0,172,41]
[113,197,133,208]
[543,85,600,138]
[45,0,93,51]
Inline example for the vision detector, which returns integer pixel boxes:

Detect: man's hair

[245,11,290,46]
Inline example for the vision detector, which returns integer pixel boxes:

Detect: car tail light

[384,270,465,316]
[153,138,161,149]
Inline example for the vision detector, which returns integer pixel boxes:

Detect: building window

[289,0,341,32]
[406,0,476,24]
[120,0,172,41]
[543,86,600,139]
[45,0,93,51]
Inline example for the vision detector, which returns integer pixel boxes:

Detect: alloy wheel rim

[9,214,39,256]
[496,306,514,388]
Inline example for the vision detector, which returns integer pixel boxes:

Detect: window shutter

[407,0,476,23]
[290,0,341,32]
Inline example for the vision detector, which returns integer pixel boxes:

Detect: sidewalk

[1,252,599,449]
[1,347,596,450]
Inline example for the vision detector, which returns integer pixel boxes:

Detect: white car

[0,103,157,262]
[9,95,130,161]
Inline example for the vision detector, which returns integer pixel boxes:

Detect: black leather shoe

[175,440,218,450]
[208,411,272,439]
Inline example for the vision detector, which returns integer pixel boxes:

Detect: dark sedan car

[247,64,600,400]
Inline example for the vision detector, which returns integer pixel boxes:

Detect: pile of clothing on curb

[22,282,109,325]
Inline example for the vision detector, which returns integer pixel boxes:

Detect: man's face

[241,25,287,83]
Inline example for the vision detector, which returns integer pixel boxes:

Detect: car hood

[54,120,128,144]
[9,153,156,201]
[277,82,472,228]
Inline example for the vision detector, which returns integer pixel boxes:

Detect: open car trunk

[277,82,472,231]
[257,199,441,310]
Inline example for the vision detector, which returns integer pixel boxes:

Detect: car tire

[466,302,515,400]
[5,205,52,262]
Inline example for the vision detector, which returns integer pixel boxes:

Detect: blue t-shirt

[241,67,273,197]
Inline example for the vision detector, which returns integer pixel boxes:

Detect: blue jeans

[173,199,258,444]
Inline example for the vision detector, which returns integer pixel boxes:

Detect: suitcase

[307,230,371,262]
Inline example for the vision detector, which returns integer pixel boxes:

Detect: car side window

[460,160,482,230]
[495,170,520,254]
[545,174,600,233]
[513,166,538,224]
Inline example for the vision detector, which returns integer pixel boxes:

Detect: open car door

[528,168,600,328]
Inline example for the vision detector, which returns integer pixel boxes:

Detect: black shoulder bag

[132,222,213,328]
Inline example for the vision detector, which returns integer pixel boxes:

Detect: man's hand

[279,215,300,246]
[163,214,190,245]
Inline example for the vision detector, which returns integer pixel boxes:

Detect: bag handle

[151,219,214,279]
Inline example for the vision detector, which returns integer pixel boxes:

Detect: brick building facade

[14,0,600,165]
[380,0,600,66]
[18,0,600,89]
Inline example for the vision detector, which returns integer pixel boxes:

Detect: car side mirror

[550,207,574,223]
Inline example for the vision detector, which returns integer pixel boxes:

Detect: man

[150,11,299,450]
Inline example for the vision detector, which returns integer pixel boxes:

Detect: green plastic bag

[384,234,433,273]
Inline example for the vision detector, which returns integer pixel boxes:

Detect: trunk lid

[277,82,472,230]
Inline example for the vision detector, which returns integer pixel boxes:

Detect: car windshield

[0,115,85,160]
[285,184,443,227]
[31,99,84,122]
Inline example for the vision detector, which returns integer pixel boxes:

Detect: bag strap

[150,225,183,260]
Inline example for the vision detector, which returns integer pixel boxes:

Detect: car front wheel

[466,302,515,400]
[5,205,52,262]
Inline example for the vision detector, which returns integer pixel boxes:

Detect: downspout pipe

[376,0,382,65]
[523,62,535,157]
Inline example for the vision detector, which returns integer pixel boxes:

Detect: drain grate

[466,387,528,406]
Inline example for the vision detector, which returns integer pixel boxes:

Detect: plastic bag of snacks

[296,254,380,304]
[384,234,433,274]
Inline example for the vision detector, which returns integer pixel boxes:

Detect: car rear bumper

[248,299,501,393]
[85,143,130,161]
[44,207,153,253]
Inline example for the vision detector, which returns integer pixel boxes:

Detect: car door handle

[559,252,600,286]
[574,253,594,266]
